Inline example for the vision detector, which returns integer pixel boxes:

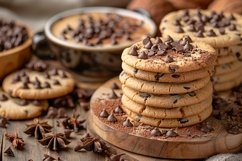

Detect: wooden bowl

[0,25,32,79]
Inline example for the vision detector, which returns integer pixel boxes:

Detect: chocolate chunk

[183,42,193,51]
[4,146,14,157]
[144,40,153,49]
[142,36,151,45]
[99,109,109,118]
[32,100,41,106]
[207,29,216,37]
[42,82,51,88]
[166,129,178,137]
[12,75,21,83]
[111,83,119,90]
[165,55,174,63]
[147,50,155,57]
[114,106,123,114]
[22,76,30,84]
[164,36,173,43]
[156,50,166,56]
[123,118,133,127]
[129,46,138,56]
[49,68,58,76]
[107,113,117,122]
[171,42,184,52]
[171,74,180,78]
[16,99,29,106]
[151,44,158,52]
[139,92,151,99]
[219,28,225,35]
[196,30,204,37]
[176,26,184,33]
[168,65,178,73]
[183,86,190,90]
[198,122,214,133]
[138,51,148,59]
[183,35,192,43]
[188,91,196,97]
[0,94,8,101]
[151,127,162,136]
[21,82,29,89]
[173,19,181,26]
[229,24,236,31]
[154,73,164,81]
[155,37,162,44]
[110,90,118,99]
[178,118,189,124]
[53,79,61,85]
[188,24,195,32]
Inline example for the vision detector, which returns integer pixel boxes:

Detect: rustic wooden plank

[0,126,6,161]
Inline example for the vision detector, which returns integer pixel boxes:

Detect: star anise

[74,133,109,155]
[60,111,85,133]
[0,116,8,128]
[43,154,62,161]
[39,132,70,151]
[5,132,25,150]
[24,119,53,140]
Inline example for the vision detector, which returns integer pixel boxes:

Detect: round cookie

[122,82,213,108]
[215,60,242,75]
[121,36,217,73]
[214,76,242,91]
[0,90,48,120]
[122,105,212,128]
[212,69,242,83]
[119,72,210,94]
[216,54,238,65]
[3,68,75,100]
[160,9,241,48]
[121,95,212,119]
[122,62,214,83]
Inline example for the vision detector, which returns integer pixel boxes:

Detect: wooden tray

[88,77,242,159]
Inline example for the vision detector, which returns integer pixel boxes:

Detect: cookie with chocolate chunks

[122,95,212,119]
[0,90,48,120]
[119,72,210,94]
[2,68,75,100]
[122,82,213,108]
[122,104,212,128]
[122,62,214,83]
[121,36,216,73]
[160,9,242,48]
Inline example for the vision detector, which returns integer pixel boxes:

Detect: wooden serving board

[88,77,242,160]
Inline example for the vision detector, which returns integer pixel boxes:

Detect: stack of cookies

[0,60,75,120]
[160,9,242,92]
[119,35,217,127]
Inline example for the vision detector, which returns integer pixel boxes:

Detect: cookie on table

[119,72,210,95]
[212,69,241,83]
[121,36,217,73]
[215,61,242,75]
[122,105,212,128]
[214,76,242,91]
[122,62,214,83]
[0,90,48,120]
[160,9,241,48]
[122,95,212,119]
[2,61,75,100]
[122,82,213,108]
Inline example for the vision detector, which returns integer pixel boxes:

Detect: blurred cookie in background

[168,0,213,9]
[127,0,176,26]
[208,0,242,15]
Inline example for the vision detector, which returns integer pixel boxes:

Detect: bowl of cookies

[44,7,156,80]
[0,18,32,79]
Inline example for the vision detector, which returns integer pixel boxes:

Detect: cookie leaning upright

[160,9,242,92]
[120,35,217,128]
[2,60,75,100]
